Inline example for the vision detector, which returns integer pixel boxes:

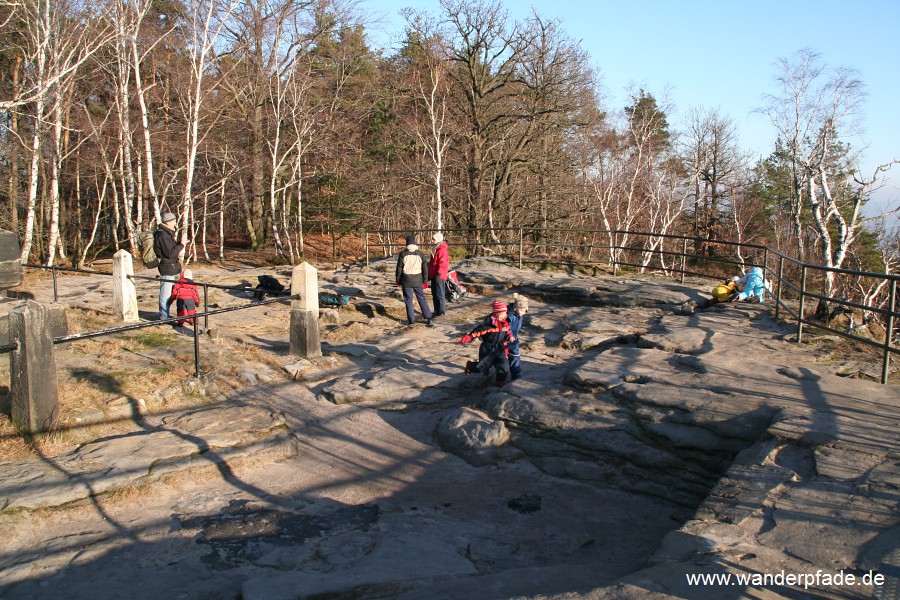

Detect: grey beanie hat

[511,292,529,311]
[162,212,177,224]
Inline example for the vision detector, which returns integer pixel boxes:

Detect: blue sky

[362,0,900,216]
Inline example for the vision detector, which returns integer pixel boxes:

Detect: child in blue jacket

[732,267,767,302]
[506,293,529,380]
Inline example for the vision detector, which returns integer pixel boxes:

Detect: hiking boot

[425,319,433,327]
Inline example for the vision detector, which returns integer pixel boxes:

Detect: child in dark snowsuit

[168,268,200,326]
[461,300,516,387]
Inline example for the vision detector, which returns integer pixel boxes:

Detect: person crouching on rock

[731,266,767,303]
[698,279,738,309]
[460,300,516,387]
[168,268,200,327]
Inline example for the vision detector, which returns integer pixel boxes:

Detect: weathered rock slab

[0,403,295,511]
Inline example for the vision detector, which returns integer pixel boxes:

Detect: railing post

[52,265,58,303]
[882,278,896,385]
[518,228,523,270]
[112,250,139,322]
[775,255,785,321]
[680,237,687,284]
[612,232,618,277]
[203,283,209,330]
[797,265,807,343]
[289,262,321,358]
[364,230,370,267]
[10,301,59,434]
[193,316,201,377]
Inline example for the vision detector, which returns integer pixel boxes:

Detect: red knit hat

[491,300,507,314]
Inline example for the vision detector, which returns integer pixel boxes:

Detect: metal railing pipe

[797,266,807,343]
[194,316,201,376]
[883,279,896,385]
[518,228,524,270]
[775,256,785,321]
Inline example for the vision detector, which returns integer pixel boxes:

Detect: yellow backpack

[711,281,736,301]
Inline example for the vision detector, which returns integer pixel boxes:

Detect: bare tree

[640,164,688,273]
[400,9,458,232]
[763,49,899,314]
[680,106,746,254]
[115,0,175,226]
[218,0,324,250]
[590,89,674,267]
[441,0,522,242]
[282,62,319,259]
[177,0,241,255]
[16,0,113,263]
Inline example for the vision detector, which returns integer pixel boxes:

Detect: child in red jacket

[168,268,200,327]
[461,299,516,386]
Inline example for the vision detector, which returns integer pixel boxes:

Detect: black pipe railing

[11,263,293,377]
[367,227,900,383]
[52,295,296,377]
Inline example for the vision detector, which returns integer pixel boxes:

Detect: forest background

[1,0,898,305]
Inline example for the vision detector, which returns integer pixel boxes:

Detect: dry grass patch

[0,414,93,463]
[213,337,287,374]
[0,295,296,464]
[65,306,120,333]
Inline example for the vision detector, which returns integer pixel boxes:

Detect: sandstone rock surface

[0,257,896,600]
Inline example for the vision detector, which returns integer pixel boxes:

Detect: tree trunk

[8,56,22,234]
[250,98,266,248]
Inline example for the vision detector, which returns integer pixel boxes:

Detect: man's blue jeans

[159,274,177,320]
[431,276,447,315]
[402,286,433,324]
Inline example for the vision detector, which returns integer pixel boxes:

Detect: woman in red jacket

[428,232,450,317]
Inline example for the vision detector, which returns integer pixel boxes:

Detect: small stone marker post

[112,249,139,322]
[10,300,59,434]
[0,229,25,345]
[289,262,321,358]
[0,229,23,289]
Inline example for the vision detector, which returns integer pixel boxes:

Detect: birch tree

[400,10,453,232]
[16,0,112,263]
[763,49,899,315]
[591,90,672,268]
[111,0,174,228]
[177,0,240,255]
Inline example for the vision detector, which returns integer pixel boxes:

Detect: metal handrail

[53,295,296,377]
[366,227,899,383]
[14,262,295,376]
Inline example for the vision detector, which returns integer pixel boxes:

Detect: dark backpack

[254,274,285,300]
[139,230,159,268]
